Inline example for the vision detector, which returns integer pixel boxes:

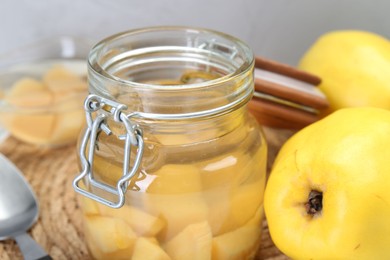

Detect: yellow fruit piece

[43,65,87,94]
[1,77,56,143]
[229,178,266,226]
[144,164,209,240]
[146,236,159,245]
[86,236,134,260]
[132,237,171,260]
[264,107,390,259]
[210,180,265,236]
[202,187,231,235]
[79,195,99,216]
[0,65,87,146]
[43,65,80,82]
[6,91,53,108]
[52,92,84,111]
[144,163,207,240]
[298,30,390,114]
[145,192,209,241]
[92,154,123,186]
[3,113,56,145]
[200,153,252,189]
[7,77,45,94]
[147,164,203,194]
[5,78,52,107]
[50,109,85,145]
[164,221,212,260]
[205,147,267,235]
[212,207,263,260]
[91,149,153,190]
[98,203,165,237]
[83,215,136,254]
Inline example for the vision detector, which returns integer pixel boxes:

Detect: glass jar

[74,26,267,260]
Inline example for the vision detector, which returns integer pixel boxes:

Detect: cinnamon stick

[254,77,329,110]
[248,97,320,128]
[255,56,321,86]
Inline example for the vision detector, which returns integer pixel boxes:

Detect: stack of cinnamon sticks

[249,57,329,129]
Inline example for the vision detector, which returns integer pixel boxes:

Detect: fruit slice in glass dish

[0,36,94,147]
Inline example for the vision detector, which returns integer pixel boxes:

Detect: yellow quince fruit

[299,30,390,115]
[264,107,390,259]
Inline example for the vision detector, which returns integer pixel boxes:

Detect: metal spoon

[0,154,51,260]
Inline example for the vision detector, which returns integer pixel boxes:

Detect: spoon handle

[14,232,52,260]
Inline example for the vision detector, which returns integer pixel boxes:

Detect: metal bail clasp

[73,94,144,208]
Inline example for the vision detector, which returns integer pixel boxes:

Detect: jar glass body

[77,27,268,259]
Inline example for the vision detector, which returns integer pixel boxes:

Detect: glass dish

[0,36,94,146]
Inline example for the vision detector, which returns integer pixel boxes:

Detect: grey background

[1,0,389,65]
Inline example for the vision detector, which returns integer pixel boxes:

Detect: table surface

[0,127,292,260]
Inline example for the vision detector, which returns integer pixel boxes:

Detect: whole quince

[299,30,390,115]
[264,107,390,259]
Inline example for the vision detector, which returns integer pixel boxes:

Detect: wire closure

[73,94,144,208]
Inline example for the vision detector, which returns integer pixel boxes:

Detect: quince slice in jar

[164,221,212,260]
[212,207,264,260]
[228,180,265,226]
[132,237,171,260]
[84,215,137,259]
[147,164,203,194]
[97,203,165,237]
[79,194,99,216]
[144,164,209,241]
[92,154,123,186]
[145,193,209,241]
[200,153,252,189]
[205,179,265,236]
[203,146,267,235]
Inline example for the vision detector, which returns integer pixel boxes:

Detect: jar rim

[87,26,254,91]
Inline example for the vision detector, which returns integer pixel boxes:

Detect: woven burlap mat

[0,127,292,260]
